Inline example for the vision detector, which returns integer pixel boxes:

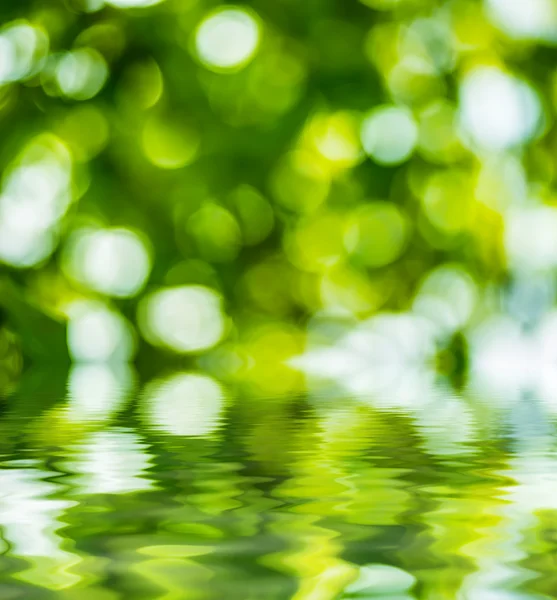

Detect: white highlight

[458,67,542,151]
[67,429,153,495]
[0,23,48,85]
[413,265,477,335]
[55,48,108,100]
[487,0,557,43]
[139,285,226,353]
[0,137,72,267]
[65,227,151,298]
[0,466,79,590]
[345,564,416,596]
[360,106,418,165]
[469,312,557,413]
[67,301,136,363]
[293,312,440,410]
[66,363,134,422]
[144,373,225,437]
[505,205,557,272]
[195,8,260,71]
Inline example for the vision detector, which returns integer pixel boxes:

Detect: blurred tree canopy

[1,0,557,398]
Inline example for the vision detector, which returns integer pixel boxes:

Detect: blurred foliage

[1,0,557,401]
[3,1,557,597]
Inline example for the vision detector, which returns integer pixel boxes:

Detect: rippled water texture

[2,371,557,600]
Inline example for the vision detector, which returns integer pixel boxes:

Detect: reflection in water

[1,371,557,599]
[65,428,154,495]
[66,363,135,423]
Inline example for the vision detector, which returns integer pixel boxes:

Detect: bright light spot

[2,162,71,229]
[345,564,416,596]
[505,205,557,271]
[468,316,532,405]
[0,468,75,561]
[64,227,151,297]
[360,105,418,165]
[469,310,557,414]
[66,363,134,422]
[0,136,72,268]
[535,314,557,415]
[55,48,108,100]
[0,22,49,84]
[0,226,55,267]
[0,36,15,83]
[195,8,261,72]
[142,116,199,169]
[316,126,358,164]
[413,265,477,334]
[342,313,437,390]
[67,301,136,362]
[143,372,225,436]
[458,67,542,151]
[506,455,557,512]
[294,312,440,410]
[67,429,154,495]
[139,285,227,353]
[507,275,554,325]
[416,396,477,456]
[487,0,557,43]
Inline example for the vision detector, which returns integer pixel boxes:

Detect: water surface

[1,375,557,600]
